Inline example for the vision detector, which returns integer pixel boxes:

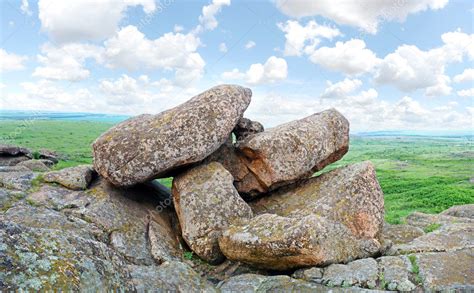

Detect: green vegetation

[408,254,422,285]
[1,120,473,224]
[423,223,442,233]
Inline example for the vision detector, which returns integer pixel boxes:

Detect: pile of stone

[92,84,385,269]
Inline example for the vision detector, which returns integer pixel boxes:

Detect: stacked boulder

[93,84,385,270]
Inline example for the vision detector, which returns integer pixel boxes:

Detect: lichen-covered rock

[38,149,60,163]
[172,162,253,264]
[17,160,50,172]
[93,84,252,186]
[382,223,425,245]
[43,165,95,190]
[233,117,264,142]
[0,144,32,157]
[440,204,474,219]
[234,108,349,196]
[416,249,474,291]
[218,213,381,270]
[405,211,474,230]
[0,166,35,190]
[322,258,378,288]
[251,161,384,240]
[377,256,415,291]
[292,267,324,283]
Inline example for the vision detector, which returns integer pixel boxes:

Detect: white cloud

[174,25,184,33]
[319,78,363,99]
[221,56,288,85]
[245,41,256,49]
[454,68,474,83]
[275,0,449,34]
[38,0,156,43]
[309,39,380,75]
[100,74,152,106]
[277,20,341,56]
[20,0,32,16]
[0,49,27,73]
[457,88,474,97]
[33,43,103,81]
[374,30,473,96]
[196,0,231,32]
[219,42,228,53]
[103,25,205,87]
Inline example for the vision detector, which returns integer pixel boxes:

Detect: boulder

[251,161,384,240]
[321,258,379,288]
[38,149,60,163]
[218,213,381,270]
[172,162,253,264]
[382,223,425,245]
[17,159,50,172]
[377,256,415,291]
[405,211,474,230]
[0,155,30,166]
[233,108,349,196]
[0,166,35,190]
[0,144,32,157]
[233,117,264,142]
[93,84,252,186]
[440,204,474,219]
[43,165,95,190]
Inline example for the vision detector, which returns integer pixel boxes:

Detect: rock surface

[17,160,50,172]
[440,203,474,219]
[93,84,252,186]
[234,108,349,196]
[382,223,425,245]
[321,258,379,288]
[172,162,253,264]
[0,144,32,157]
[0,166,36,190]
[233,117,264,142]
[43,165,95,190]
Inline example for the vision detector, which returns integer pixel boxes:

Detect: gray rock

[322,258,378,288]
[93,84,252,187]
[292,267,324,283]
[382,223,425,245]
[27,184,85,210]
[440,204,474,219]
[233,117,264,142]
[0,144,32,157]
[0,155,30,166]
[43,165,95,190]
[172,162,253,264]
[219,213,381,270]
[377,256,415,291]
[39,159,56,167]
[38,149,60,163]
[405,211,473,230]
[17,160,50,172]
[0,188,25,211]
[0,166,35,190]
[234,108,349,196]
[417,248,474,291]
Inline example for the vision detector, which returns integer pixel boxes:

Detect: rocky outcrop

[382,223,425,244]
[0,166,36,191]
[233,117,264,142]
[17,159,50,172]
[0,144,32,166]
[440,203,474,219]
[233,109,349,196]
[43,165,96,190]
[172,162,253,264]
[92,85,252,187]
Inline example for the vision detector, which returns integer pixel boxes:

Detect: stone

[0,144,32,157]
[292,267,324,283]
[233,117,264,142]
[43,165,95,190]
[440,204,474,219]
[405,211,474,230]
[0,166,35,190]
[387,222,474,255]
[251,161,385,240]
[38,149,60,163]
[234,108,349,196]
[93,84,252,186]
[218,213,381,270]
[17,160,50,172]
[322,258,378,288]
[0,188,25,211]
[377,256,415,291]
[39,159,56,168]
[172,162,253,264]
[0,155,30,166]
[417,249,474,291]
[382,223,425,245]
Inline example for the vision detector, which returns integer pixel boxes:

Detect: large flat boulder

[233,108,349,196]
[43,165,96,190]
[93,84,252,186]
[172,162,253,264]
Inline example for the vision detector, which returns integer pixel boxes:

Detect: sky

[0,0,473,132]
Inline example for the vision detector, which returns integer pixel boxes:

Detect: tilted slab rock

[93,84,252,186]
[251,161,384,240]
[440,204,474,219]
[234,108,349,196]
[172,162,253,264]
[17,159,51,172]
[382,223,425,245]
[219,213,381,270]
[0,166,35,190]
[43,165,95,190]
[0,144,32,157]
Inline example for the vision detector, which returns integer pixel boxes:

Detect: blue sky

[0,0,473,131]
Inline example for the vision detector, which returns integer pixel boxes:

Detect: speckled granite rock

[0,145,32,166]
[377,256,415,291]
[233,117,264,142]
[43,165,95,190]
[0,166,35,190]
[322,258,379,288]
[93,84,252,187]
[17,160,50,172]
[172,162,253,264]
[219,213,381,270]
[251,161,384,240]
[405,211,474,230]
[234,108,349,196]
[382,223,425,245]
[440,204,474,219]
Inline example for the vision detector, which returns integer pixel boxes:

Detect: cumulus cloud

[245,41,256,49]
[196,0,230,32]
[221,56,288,85]
[103,25,205,87]
[0,49,27,73]
[277,20,341,56]
[20,0,32,16]
[309,39,380,75]
[319,78,363,100]
[454,68,474,83]
[33,43,103,81]
[274,0,449,34]
[38,0,156,43]
[457,88,474,97]
[100,74,152,106]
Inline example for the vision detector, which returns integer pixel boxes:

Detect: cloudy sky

[0,0,473,131]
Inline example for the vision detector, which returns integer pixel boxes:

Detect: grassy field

[1,120,473,224]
